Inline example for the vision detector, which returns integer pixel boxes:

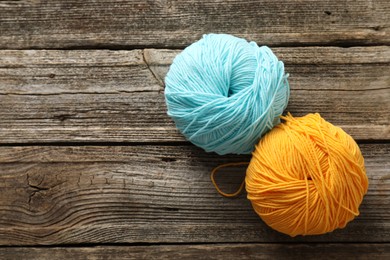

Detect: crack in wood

[142,49,165,89]
[26,173,49,210]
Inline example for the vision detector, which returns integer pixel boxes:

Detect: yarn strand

[210,162,249,197]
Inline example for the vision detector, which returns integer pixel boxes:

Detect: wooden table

[0,1,389,259]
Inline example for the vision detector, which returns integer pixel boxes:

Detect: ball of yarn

[245,113,368,237]
[165,34,290,155]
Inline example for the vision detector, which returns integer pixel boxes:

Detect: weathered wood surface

[1,244,390,260]
[0,0,389,255]
[0,144,388,245]
[0,47,389,144]
[0,0,389,49]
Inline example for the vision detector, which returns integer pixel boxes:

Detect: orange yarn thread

[212,113,369,237]
[211,162,248,197]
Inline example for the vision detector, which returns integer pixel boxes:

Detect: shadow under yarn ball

[165,34,290,155]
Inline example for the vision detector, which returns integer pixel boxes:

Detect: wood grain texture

[0,47,389,144]
[0,144,388,245]
[1,0,388,254]
[1,244,390,260]
[0,0,389,49]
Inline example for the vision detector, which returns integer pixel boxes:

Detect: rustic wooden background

[0,0,389,259]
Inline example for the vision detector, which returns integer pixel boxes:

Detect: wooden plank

[0,49,162,94]
[0,0,389,49]
[0,144,388,245]
[0,47,389,143]
[1,244,390,260]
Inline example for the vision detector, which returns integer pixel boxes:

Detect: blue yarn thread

[165,34,290,155]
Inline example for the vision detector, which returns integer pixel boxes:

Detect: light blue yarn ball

[165,34,290,155]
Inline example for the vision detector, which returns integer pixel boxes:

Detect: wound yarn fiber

[245,113,368,237]
[165,34,289,155]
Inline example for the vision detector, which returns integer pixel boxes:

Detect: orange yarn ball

[245,113,368,237]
